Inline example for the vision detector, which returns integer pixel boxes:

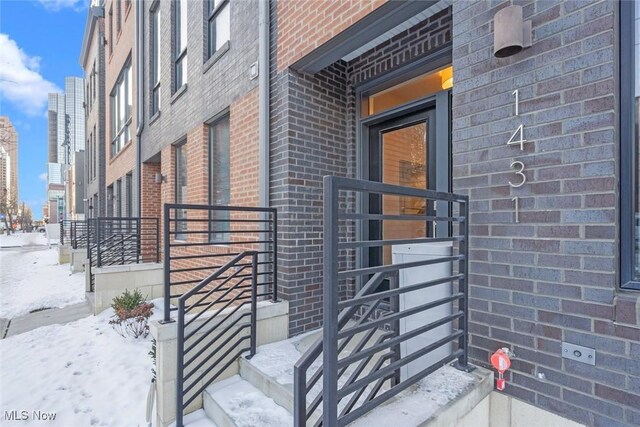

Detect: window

[110,61,132,157]
[621,0,640,289]
[150,4,161,115]
[116,0,122,34]
[107,185,114,216]
[207,0,230,60]
[125,173,133,217]
[108,6,113,55]
[208,115,230,241]
[115,179,122,216]
[173,0,188,91]
[175,143,188,239]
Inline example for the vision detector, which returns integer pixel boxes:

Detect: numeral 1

[512,196,520,223]
[513,89,519,116]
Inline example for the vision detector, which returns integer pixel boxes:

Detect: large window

[208,115,230,241]
[175,143,188,239]
[110,62,132,157]
[125,173,133,217]
[621,0,640,289]
[207,0,230,60]
[150,3,161,115]
[173,0,188,91]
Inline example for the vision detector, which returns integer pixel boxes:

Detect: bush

[111,289,146,312]
[109,289,154,339]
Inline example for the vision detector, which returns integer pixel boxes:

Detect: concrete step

[203,375,292,427]
[238,329,321,413]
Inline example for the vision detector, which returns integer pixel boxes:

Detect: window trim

[110,60,132,158]
[150,1,161,116]
[207,112,231,242]
[174,141,188,240]
[620,0,639,290]
[206,0,230,60]
[173,0,188,92]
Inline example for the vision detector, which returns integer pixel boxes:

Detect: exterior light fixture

[493,5,532,58]
[155,172,165,184]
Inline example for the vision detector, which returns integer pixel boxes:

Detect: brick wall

[276,0,387,71]
[271,3,452,335]
[105,0,137,214]
[452,1,639,426]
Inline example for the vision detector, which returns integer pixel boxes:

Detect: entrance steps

[188,330,493,427]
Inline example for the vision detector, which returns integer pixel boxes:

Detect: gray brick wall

[270,5,452,335]
[452,1,639,426]
[84,17,106,217]
[140,0,259,161]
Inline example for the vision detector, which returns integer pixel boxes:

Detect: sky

[0,0,87,218]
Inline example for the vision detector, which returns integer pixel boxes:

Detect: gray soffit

[291,0,442,74]
[342,0,452,62]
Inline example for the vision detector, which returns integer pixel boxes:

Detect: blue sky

[0,0,87,217]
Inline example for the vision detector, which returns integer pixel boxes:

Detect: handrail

[175,251,258,427]
[294,176,470,427]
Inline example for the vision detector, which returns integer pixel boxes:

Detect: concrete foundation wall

[150,300,289,427]
[91,263,163,314]
[58,244,71,264]
[70,248,87,273]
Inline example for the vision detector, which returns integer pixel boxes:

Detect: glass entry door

[368,108,437,269]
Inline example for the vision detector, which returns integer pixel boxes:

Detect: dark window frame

[150,2,161,116]
[110,59,132,158]
[207,113,231,242]
[173,0,187,92]
[206,0,230,60]
[174,142,188,240]
[620,0,639,290]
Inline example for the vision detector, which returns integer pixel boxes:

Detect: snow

[349,365,477,427]
[182,409,217,427]
[0,300,163,427]
[0,244,85,318]
[0,231,48,248]
[207,376,291,427]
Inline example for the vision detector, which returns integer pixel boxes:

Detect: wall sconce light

[493,5,532,58]
[155,173,165,184]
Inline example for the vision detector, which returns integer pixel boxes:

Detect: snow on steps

[204,375,292,427]
[200,330,493,427]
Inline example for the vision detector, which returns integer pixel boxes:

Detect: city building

[0,116,18,204]
[104,0,137,217]
[46,78,86,221]
[79,1,640,426]
[0,144,10,205]
[80,1,106,218]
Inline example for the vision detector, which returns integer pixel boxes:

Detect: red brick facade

[276,0,387,70]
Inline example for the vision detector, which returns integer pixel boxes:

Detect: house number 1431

[509,90,528,223]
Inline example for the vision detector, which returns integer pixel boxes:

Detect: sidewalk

[1,301,92,338]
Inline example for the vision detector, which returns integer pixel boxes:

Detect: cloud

[0,34,61,116]
[37,0,87,12]
[38,173,48,182]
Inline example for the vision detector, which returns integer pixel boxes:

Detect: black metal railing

[59,220,72,245]
[86,217,160,291]
[294,176,470,427]
[176,252,258,426]
[70,220,92,249]
[163,204,278,427]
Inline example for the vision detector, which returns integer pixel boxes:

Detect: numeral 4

[507,124,526,151]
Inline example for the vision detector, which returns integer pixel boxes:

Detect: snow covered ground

[0,243,85,319]
[0,231,48,248]
[0,301,162,427]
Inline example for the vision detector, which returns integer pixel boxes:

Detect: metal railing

[163,203,278,427]
[293,176,470,427]
[59,220,72,245]
[86,217,160,291]
[70,220,92,249]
